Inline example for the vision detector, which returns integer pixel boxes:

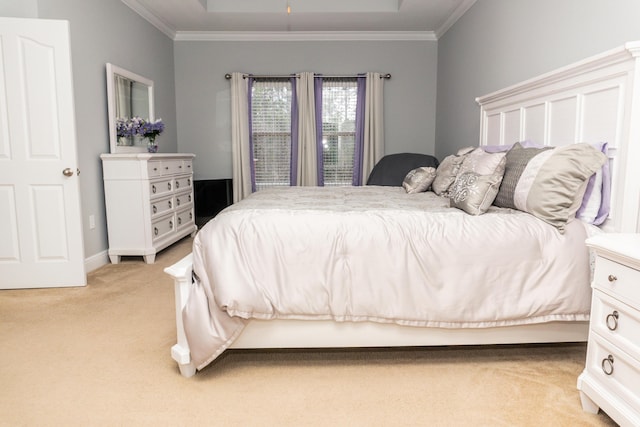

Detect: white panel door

[0,17,85,289]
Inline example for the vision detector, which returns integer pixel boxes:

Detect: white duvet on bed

[185,186,592,370]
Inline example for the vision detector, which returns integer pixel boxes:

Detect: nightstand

[577,233,640,426]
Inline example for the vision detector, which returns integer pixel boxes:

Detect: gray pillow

[432,155,465,196]
[402,167,437,194]
[493,142,607,232]
[449,156,506,215]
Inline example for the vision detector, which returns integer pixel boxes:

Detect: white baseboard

[85,250,109,272]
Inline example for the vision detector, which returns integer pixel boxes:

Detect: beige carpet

[0,237,617,427]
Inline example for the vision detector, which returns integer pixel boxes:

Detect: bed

[166,41,640,378]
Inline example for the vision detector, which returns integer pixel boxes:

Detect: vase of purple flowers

[114,116,164,152]
[140,118,165,153]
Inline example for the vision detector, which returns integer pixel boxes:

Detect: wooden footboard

[164,254,197,378]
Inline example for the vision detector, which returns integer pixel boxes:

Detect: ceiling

[122,0,477,41]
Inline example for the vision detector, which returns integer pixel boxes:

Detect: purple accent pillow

[576,142,610,225]
[481,140,540,153]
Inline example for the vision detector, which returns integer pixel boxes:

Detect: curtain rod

[224,73,391,80]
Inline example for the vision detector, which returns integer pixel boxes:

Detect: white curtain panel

[362,72,385,184]
[296,72,318,186]
[230,72,252,202]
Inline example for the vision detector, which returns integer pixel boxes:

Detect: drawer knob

[601,354,614,376]
[168,182,172,191]
[154,227,158,236]
[169,220,173,229]
[606,311,619,331]
[152,185,156,194]
[608,274,617,283]
[176,181,180,189]
[152,205,157,214]
[168,200,172,209]
[178,217,182,225]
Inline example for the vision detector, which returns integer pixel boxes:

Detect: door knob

[63,168,80,177]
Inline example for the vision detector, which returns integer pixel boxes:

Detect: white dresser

[578,233,640,426]
[100,153,197,264]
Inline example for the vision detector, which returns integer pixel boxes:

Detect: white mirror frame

[106,63,155,153]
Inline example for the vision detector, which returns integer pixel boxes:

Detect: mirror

[106,63,154,153]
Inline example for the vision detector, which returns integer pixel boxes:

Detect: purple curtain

[352,74,366,186]
[314,75,324,186]
[290,75,298,186]
[247,76,256,193]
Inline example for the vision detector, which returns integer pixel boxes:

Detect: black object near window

[194,179,233,228]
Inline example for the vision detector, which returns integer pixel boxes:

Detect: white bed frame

[166,41,640,378]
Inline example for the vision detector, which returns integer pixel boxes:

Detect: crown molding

[434,0,476,39]
[174,30,436,42]
[121,0,176,39]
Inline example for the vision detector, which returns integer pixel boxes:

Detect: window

[249,75,363,191]
[250,79,292,191]
[321,78,358,186]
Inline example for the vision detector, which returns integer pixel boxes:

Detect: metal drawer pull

[178,217,182,225]
[606,311,619,331]
[168,182,172,191]
[188,178,191,186]
[169,220,173,229]
[177,198,181,206]
[601,355,614,375]
[608,274,617,283]
[152,185,156,194]
[168,200,172,209]
[154,227,159,236]
[152,205,157,214]
[176,181,180,189]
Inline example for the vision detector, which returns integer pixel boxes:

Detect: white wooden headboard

[476,41,640,233]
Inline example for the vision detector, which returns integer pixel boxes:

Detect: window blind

[321,78,358,187]
[251,79,292,191]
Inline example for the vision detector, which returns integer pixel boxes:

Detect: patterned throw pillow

[449,154,506,215]
[402,167,437,193]
[493,142,607,232]
[432,155,465,196]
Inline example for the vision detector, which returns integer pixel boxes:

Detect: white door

[0,17,86,289]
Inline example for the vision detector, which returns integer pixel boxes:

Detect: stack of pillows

[401,141,608,233]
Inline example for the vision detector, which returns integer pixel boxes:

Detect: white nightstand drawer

[585,332,640,411]
[591,289,640,359]
[594,256,640,307]
[150,196,174,219]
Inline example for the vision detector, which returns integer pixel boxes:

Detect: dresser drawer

[174,175,192,192]
[176,207,194,231]
[151,214,175,243]
[594,256,640,307]
[591,289,640,359]
[162,160,184,175]
[181,160,193,175]
[150,178,173,197]
[174,190,193,209]
[585,332,640,411]
[150,195,174,219]
[147,160,163,178]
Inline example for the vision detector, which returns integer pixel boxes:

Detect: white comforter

[185,186,592,370]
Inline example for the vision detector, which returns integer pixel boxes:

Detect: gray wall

[27,0,176,259]
[435,0,640,159]
[174,40,438,180]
